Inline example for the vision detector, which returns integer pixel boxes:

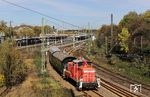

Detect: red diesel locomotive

[49,47,100,90]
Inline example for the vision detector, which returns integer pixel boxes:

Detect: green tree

[0,41,27,88]
[0,20,7,32]
[142,10,150,23]
[0,20,8,35]
[44,25,53,34]
[132,22,150,50]
[118,28,130,52]
[0,20,13,38]
[119,11,142,33]
[96,25,120,47]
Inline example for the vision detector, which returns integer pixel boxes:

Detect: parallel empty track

[83,90,104,97]
[94,63,150,96]
[100,78,141,97]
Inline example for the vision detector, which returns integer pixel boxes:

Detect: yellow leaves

[0,20,8,33]
[0,74,5,87]
[118,28,130,41]
[0,40,27,87]
[143,10,150,18]
[0,74,4,81]
[16,27,35,38]
[118,28,130,52]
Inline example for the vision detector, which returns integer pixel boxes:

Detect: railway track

[94,63,150,96]
[83,90,104,97]
[100,78,141,97]
[18,40,149,97]
[82,77,141,97]
[69,49,149,97]
[91,90,104,97]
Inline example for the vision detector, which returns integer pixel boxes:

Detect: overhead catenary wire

[1,0,82,29]
[45,19,69,30]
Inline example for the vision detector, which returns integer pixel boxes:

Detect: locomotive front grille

[83,70,95,82]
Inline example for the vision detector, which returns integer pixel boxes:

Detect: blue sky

[0,0,150,29]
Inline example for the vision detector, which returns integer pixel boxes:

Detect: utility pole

[88,22,90,33]
[88,22,92,39]
[41,18,46,73]
[141,36,143,50]
[9,21,12,39]
[134,37,136,46]
[73,34,75,48]
[26,32,29,52]
[111,13,113,49]
[105,37,108,54]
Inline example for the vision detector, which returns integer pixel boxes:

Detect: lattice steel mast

[41,18,46,73]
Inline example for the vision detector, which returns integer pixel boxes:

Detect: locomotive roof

[73,59,83,63]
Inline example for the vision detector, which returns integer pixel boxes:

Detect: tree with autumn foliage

[0,20,8,32]
[118,28,130,53]
[16,27,35,38]
[0,40,27,88]
[96,25,120,47]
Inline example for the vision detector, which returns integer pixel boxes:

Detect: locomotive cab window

[73,60,83,66]
[72,60,92,67]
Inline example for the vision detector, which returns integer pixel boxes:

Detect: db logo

[130,84,141,93]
